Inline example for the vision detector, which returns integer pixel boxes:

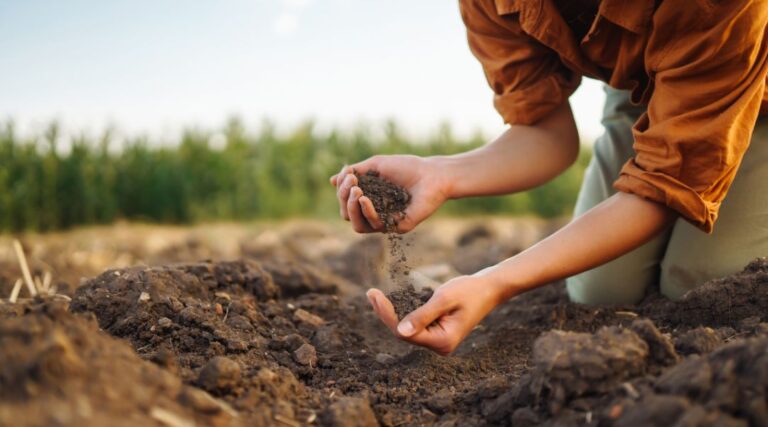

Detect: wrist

[425,155,462,200]
[472,259,529,304]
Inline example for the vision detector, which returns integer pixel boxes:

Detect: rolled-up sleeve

[614,0,768,233]
[459,0,581,125]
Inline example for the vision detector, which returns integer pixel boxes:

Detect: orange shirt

[460,0,768,232]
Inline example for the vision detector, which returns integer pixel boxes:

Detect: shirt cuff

[614,159,720,233]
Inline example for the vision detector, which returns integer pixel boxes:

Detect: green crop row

[0,119,590,232]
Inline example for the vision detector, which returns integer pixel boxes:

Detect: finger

[331,164,352,188]
[348,156,380,176]
[397,292,454,338]
[348,186,373,233]
[394,211,414,234]
[359,196,384,231]
[336,174,357,220]
[400,325,455,355]
[366,288,399,332]
[368,288,456,355]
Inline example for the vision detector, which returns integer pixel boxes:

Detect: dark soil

[355,170,410,231]
[356,170,415,291]
[2,250,767,426]
[387,284,433,320]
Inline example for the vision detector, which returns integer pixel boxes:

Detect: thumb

[397,292,452,337]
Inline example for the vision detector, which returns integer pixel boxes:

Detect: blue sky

[0,0,605,141]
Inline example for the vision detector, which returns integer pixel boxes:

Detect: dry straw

[8,239,62,303]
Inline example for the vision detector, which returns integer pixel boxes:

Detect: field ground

[0,219,766,426]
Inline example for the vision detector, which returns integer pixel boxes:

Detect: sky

[0,0,606,142]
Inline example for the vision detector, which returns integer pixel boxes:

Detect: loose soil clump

[387,284,433,320]
[355,170,410,231]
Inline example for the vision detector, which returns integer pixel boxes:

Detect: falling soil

[2,243,768,426]
[356,170,421,318]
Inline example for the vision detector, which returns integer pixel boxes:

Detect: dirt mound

[2,253,766,426]
[645,257,768,327]
[0,299,238,427]
[614,336,768,427]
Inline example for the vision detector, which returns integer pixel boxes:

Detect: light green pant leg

[566,87,672,305]
[661,117,768,299]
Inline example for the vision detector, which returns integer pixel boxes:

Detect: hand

[330,155,450,233]
[365,274,504,355]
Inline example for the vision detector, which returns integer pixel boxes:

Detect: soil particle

[197,356,241,393]
[628,318,679,367]
[293,308,325,328]
[311,324,345,353]
[386,284,433,320]
[322,396,379,427]
[675,327,724,355]
[375,353,396,365]
[293,343,318,367]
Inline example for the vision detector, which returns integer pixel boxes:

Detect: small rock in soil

[293,343,318,367]
[157,317,173,328]
[323,396,379,427]
[311,325,344,352]
[178,387,235,416]
[197,356,241,392]
[629,318,679,366]
[293,308,325,328]
[375,353,396,365]
[387,284,433,320]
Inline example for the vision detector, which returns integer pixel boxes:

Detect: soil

[356,170,422,319]
[1,227,767,426]
[355,171,410,231]
[387,284,433,320]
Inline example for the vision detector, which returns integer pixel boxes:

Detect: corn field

[0,118,590,232]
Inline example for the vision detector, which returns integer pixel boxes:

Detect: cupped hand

[330,155,450,234]
[365,274,503,356]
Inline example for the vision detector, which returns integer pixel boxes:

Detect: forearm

[436,102,579,199]
[483,192,677,301]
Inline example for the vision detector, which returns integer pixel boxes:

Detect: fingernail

[397,320,415,337]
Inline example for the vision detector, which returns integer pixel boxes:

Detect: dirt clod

[198,356,241,392]
[675,327,723,355]
[322,397,379,427]
[293,343,318,367]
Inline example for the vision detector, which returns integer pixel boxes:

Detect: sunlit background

[0,0,605,141]
[0,0,606,232]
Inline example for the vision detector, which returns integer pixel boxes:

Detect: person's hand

[330,155,450,234]
[365,274,504,355]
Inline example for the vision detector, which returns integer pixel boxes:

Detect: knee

[660,260,721,301]
[566,268,649,305]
